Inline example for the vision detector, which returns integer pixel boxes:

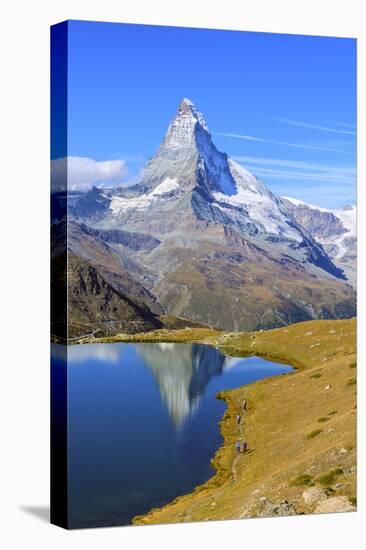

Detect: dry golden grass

[132,318,356,524]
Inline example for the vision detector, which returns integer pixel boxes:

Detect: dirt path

[232,399,246,481]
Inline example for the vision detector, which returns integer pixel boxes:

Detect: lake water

[51,342,292,528]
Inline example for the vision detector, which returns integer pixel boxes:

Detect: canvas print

[51,20,357,529]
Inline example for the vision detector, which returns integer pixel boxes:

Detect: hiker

[236,414,241,425]
[243,399,247,412]
[236,439,241,453]
[242,440,248,453]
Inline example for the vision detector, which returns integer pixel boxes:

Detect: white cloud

[51,156,127,192]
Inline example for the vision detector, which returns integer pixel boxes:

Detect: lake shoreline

[130,318,356,524]
[55,318,357,524]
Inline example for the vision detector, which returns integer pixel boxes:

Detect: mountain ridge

[281,197,356,287]
[66,98,356,333]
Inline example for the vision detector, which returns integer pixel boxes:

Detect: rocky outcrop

[258,497,297,517]
[302,486,327,505]
[281,198,346,240]
[67,253,163,337]
[315,496,356,513]
[67,220,164,315]
[78,223,161,252]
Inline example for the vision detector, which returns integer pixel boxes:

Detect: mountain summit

[69,99,356,332]
[136,97,237,197]
[165,98,210,146]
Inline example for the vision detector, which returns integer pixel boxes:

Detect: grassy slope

[89,325,221,345]
[130,318,356,524]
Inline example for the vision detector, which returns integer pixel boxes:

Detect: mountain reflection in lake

[51,342,292,528]
[136,343,226,425]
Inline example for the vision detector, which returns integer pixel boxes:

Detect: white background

[0,1,364,548]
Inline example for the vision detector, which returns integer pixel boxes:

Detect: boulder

[315,496,356,514]
[302,486,327,505]
[259,499,297,517]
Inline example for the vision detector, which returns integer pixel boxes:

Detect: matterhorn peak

[159,98,210,152]
[177,98,209,132]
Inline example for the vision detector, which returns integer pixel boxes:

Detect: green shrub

[317,468,343,486]
[310,373,322,379]
[347,378,356,386]
[306,429,323,440]
[290,473,314,487]
[317,417,330,423]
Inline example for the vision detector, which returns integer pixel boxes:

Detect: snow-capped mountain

[91,99,343,275]
[107,99,314,241]
[281,197,356,287]
[68,98,356,332]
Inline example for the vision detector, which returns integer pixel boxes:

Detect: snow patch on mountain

[328,205,356,260]
[333,205,356,237]
[110,177,179,213]
[210,160,302,241]
[153,177,180,195]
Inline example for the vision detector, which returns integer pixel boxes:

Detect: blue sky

[64,20,356,208]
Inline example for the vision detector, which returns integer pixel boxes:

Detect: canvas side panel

[50,20,69,529]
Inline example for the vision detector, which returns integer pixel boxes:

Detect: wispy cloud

[331,122,356,130]
[51,156,127,192]
[233,156,354,172]
[240,166,355,185]
[275,118,356,136]
[234,156,356,186]
[214,132,355,156]
[273,184,356,208]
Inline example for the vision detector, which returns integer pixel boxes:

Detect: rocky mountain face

[281,197,356,287]
[66,253,163,338]
[67,98,356,334]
